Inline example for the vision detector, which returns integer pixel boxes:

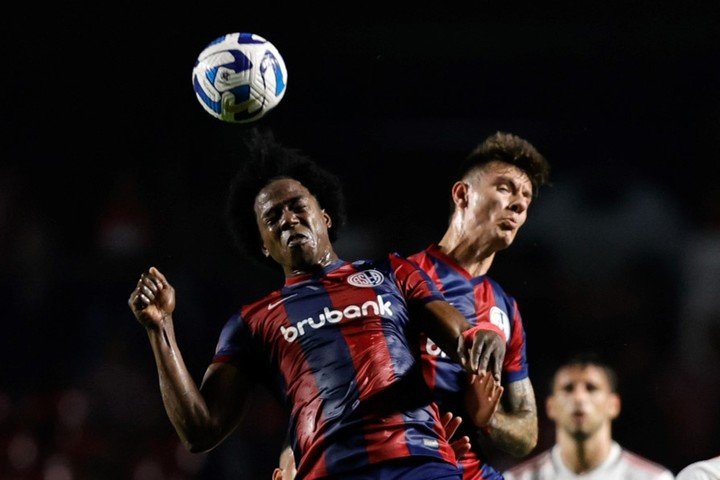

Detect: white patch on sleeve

[489,306,512,342]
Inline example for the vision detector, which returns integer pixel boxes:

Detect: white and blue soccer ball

[192,32,288,123]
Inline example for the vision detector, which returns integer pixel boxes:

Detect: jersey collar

[284,259,347,286]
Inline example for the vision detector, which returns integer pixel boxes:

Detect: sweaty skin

[437,160,539,456]
[128,178,506,465]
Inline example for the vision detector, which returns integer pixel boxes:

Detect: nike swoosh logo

[267,294,298,310]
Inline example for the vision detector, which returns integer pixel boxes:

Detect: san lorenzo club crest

[347,270,385,287]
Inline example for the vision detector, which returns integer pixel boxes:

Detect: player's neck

[285,250,339,277]
[437,233,496,277]
[557,428,613,474]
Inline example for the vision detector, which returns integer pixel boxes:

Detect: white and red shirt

[503,442,674,480]
[677,455,720,480]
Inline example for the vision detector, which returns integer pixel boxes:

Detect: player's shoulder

[677,457,720,480]
[676,462,703,480]
[619,446,675,479]
[503,448,553,478]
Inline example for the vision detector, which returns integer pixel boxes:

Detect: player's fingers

[489,382,501,400]
[445,415,462,439]
[130,291,148,311]
[129,292,141,310]
[474,370,486,389]
[451,436,471,458]
[481,372,495,396]
[491,386,504,410]
[494,349,504,382]
[139,275,159,293]
[146,270,167,291]
[441,411,452,426]
[485,344,500,382]
[141,285,155,301]
[476,341,493,377]
[150,266,169,286]
[469,338,483,374]
[457,335,470,371]
[137,273,155,293]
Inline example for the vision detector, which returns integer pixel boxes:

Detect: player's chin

[569,427,591,441]
[494,231,517,249]
[288,245,319,266]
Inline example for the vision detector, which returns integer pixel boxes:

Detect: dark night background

[2,1,720,479]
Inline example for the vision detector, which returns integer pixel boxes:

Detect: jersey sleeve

[388,252,445,304]
[212,312,271,387]
[503,300,529,383]
[212,313,254,365]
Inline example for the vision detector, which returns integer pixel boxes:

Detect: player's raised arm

[128,266,251,453]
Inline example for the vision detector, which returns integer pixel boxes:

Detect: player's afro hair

[225,129,347,266]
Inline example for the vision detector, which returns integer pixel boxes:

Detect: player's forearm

[484,407,538,457]
[146,319,220,452]
[483,378,538,457]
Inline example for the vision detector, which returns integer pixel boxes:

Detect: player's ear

[261,244,270,257]
[608,392,621,420]
[271,468,283,480]
[451,181,469,208]
[545,394,557,420]
[322,209,332,229]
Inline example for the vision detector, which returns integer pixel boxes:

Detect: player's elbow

[184,434,221,454]
[178,424,225,454]
[187,441,214,454]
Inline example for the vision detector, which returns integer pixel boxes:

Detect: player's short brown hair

[460,131,551,196]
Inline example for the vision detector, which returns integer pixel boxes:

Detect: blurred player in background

[128,131,507,480]
[409,131,550,479]
[677,455,720,480]
[503,353,674,480]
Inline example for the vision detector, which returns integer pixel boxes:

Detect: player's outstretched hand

[465,371,504,428]
[128,266,176,330]
[458,327,506,381]
[440,411,471,460]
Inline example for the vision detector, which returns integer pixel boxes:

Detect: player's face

[255,178,333,273]
[461,161,533,251]
[546,365,620,441]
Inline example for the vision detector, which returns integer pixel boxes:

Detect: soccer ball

[192,32,288,123]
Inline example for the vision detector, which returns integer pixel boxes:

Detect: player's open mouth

[287,234,308,247]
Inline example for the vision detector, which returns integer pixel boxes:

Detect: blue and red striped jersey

[409,244,529,480]
[212,253,459,480]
